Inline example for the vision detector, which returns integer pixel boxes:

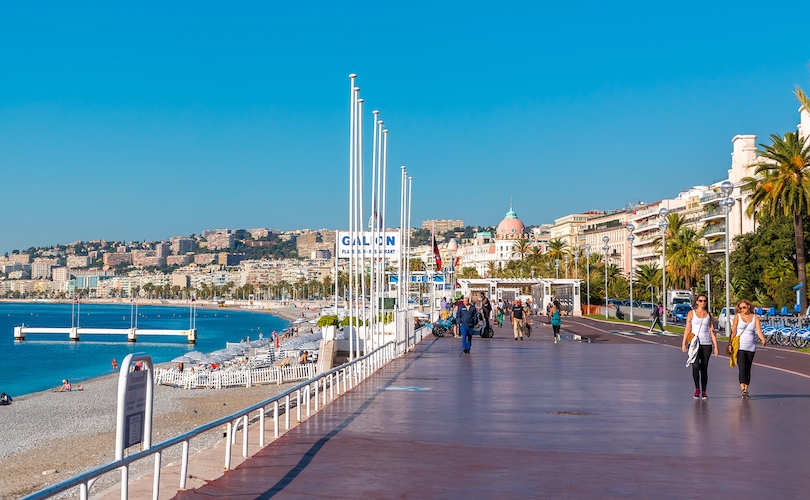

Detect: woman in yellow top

[728,299,767,399]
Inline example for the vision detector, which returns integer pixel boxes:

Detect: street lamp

[564,254,569,279]
[447,238,458,299]
[555,258,560,279]
[626,223,635,322]
[584,244,591,314]
[573,248,580,280]
[602,235,610,319]
[658,208,669,328]
[720,180,735,331]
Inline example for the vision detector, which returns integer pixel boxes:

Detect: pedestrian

[440,297,450,320]
[453,293,464,338]
[550,300,563,343]
[456,296,479,354]
[728,299,767,399]
[649,302,665,332]
[480,295,492,331]
[511,299,525,340]
[681,294,718,400]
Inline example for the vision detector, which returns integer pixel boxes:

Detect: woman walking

[728,299,767,399]
[549,300,563,343]
[681,294,718,399]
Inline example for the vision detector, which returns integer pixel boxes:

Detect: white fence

[154,364,315,389]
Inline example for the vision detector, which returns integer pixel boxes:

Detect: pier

[13,326,198,344]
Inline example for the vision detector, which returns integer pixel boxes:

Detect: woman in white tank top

[728,299,766,399]
[681,294,718,399]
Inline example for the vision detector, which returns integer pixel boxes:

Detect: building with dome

[459,204,532,277]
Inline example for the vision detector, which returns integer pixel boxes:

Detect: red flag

[454,256,461,268]
[433,236,442,271]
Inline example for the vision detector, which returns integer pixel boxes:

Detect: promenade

[136,318,809,498]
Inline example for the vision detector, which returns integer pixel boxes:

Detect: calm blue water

[0,302,289,397]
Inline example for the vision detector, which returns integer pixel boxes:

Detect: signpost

[115,353,154,498]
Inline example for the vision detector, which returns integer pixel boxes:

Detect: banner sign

[337,231,401,259]
[389,275,445,283]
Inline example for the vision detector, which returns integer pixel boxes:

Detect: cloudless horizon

[1,1,809,255]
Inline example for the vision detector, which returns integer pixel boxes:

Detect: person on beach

[728,299,767,399]
[681,294,718,400]
[511,299,525,340]
[177,362,184,373]
[112,358,118,371]
[57,379,71,392]
[550,300,563,343]
[456,296,479,354]
[0,392,11,405]
[649,302,665,332]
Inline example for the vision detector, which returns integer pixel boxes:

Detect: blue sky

[1,1,808,255]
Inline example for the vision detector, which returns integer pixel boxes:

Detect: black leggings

[692,345,713,391]
[552,325,561,336]
[737,350,756,385]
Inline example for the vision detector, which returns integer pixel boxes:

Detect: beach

[0,300,328,499]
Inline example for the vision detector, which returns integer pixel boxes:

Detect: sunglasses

[696,299,706,302]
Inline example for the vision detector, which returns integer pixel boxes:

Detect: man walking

[511,299,525,340]
[456,296,479,354]
[649,302,665,332]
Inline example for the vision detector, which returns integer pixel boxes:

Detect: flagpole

[379,127,388,350]
[348,75,357,361]
[369,109,379,350]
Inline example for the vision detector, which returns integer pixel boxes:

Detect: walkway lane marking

[566,319,810,380]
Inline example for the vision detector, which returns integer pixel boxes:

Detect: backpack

[551,310,561,326]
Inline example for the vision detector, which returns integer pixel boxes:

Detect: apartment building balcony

[705,238,727,254]
[703,222,726,238]
[700,192,724,205]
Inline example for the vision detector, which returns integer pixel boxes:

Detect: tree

[513,238,531,260]
[667,226,707,289]
[635,263,661,302]
[742,131,810,312]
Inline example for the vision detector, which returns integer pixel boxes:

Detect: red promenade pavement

[170,318,810,499]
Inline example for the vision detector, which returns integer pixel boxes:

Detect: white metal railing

[23,341,402,500]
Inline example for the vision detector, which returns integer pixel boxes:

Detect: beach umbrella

[186,351,205,360]
[172,355,194,364]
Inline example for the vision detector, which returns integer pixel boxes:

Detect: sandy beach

[0,300,329,499]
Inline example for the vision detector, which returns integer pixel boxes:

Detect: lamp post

[564,254,569,279]
[720,180,735,331]
[658,208,669,328]
[584,244,591,314]
[602,235,610,319]
[626,223,635,322]
[573,248,579,280]
[555,258,560,279]
[447,238,458,300]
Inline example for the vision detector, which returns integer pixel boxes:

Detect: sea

[0,302,290,398]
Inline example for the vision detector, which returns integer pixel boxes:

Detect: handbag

[686,333,695,344]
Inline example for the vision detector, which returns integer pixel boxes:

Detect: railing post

[285,395,290,430]
[296,389,301,423]
[224,422,233,470]
[273,401,279,438]
[180,441,189,490]
[259,407,266,447]
[306,384,311,417]
[315,380,320,411]
[152,451,161,500]
[242,415,249,457]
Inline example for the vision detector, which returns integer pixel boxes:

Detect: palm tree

[796,85,810,114]
[635,263,661,301]
[513,237,531,260]
[667,227,707,289]
[547,238,568,263]
[742,131,810,312]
